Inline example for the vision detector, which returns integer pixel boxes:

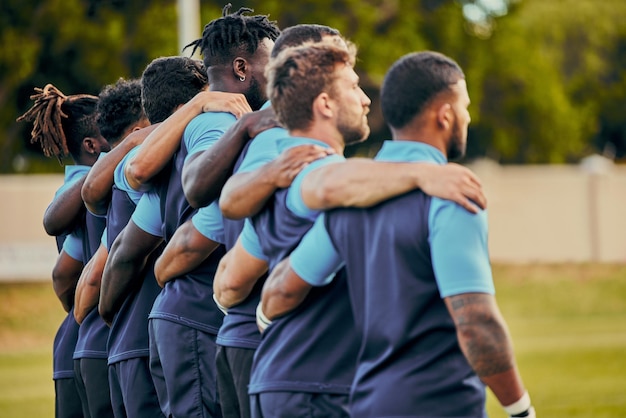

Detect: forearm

[301,159,423,210]
[44,178,87,236]
[219,167,278,220]
[183,120,252,208]
[154,246,208,287]
[74,279,101,324]
[82,128,154,215]
[447,294,526,406]
[99,256,146,325]
[261,259,311,319]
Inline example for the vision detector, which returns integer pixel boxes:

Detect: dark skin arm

[99,221,163,326]
[73,243,108,324]
[51,250,84,312]
[82,126,157,215]
[43,177,86,236]
[182,106,280,208]
[444,292,527,407]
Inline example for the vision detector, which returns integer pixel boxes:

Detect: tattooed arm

[444,293,528,408]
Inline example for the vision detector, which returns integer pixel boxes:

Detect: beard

[338,109,370,146]
[447,114,467,161]
[245,76,267,111]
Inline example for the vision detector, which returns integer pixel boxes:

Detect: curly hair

[16,84,99,164]
[97,78,146,145]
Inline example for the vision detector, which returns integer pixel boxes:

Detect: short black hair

[271,24,340,58]
[185,4,281,68]
[97,78,145,145]
[141,56,208,123]
[381,51,465,129]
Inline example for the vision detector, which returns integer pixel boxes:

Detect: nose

[361,89,371,107]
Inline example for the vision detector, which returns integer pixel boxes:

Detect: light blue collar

[375,140,447,164]
[276,136,330,153]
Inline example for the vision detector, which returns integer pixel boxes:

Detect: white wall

[1,161,625,280]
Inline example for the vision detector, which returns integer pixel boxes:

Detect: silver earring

[239,76,245,82]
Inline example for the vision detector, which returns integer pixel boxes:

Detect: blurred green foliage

[2,0,625,173]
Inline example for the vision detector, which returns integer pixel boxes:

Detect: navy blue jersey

[218,138,265,349]
[73,212,109,361]
[106,186,163,365]
[149,137,226,334]
[324,192,486,417]
[248,184,359,396]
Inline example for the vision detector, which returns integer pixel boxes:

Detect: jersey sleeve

[114,146,145,202]
[290,214,344,286]
[286,154,345,221]
[239,219,268,262]
[183,112,237,162]
[130,191,163,237]
[429,199,495,298]
[237,127,287,173]
[191,201,225,244]
[62,232,84,262]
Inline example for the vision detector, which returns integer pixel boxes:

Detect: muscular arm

[219,144,333,220]
[43,178,86,236]
[301,160,487,214]
[260,257,311,320]
[125,91,251,191]
[51,251,84,312]
[213,238,268,308]
[183,106,279,208]
[74,244,108,324]
[99,222,162,326]
[444,292,527,407]
[82,126,156,215]
[154,219,220,288]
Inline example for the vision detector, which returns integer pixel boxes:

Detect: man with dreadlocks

[17,84,111,418]
[107,5,280,418]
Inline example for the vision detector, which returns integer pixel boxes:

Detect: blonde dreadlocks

[17,84,99,164]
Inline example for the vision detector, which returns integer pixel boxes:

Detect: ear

[436,103,453,131]
[233,57,248,81]
[83,137,98,155]
[312,92,334,120]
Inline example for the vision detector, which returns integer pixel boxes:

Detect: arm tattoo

[446,293,515,377]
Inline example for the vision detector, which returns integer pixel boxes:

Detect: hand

[267,145,336,189]
[195,91,253,119]
[510,406,536,418]
[243,107,281,139]
[417,163,486,214]
[256,302,272,333]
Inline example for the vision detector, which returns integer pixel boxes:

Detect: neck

[290,124,345,155]
[391,127,447,158]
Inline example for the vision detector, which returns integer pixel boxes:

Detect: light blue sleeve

[131,192,163,237]
[239,219,268,262]
[100,228,107,248]
[191,202,225,244]
[290,214,344,286]
[62,232,83,262]
[114,146,145,202]
[54,165,90,197]
[236,127,287,173]
[429,200,495,298]
[183,112,237,162]
[286,154,345,221]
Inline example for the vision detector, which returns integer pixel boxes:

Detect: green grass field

[1,263,625,417]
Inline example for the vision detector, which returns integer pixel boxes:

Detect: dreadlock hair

[381,51,465,130]
[141,56,208,123]
[184,3,281,69]
[271,24,341,58]
[266,39,357,132]
[16,84,100,164]
[97,78,146,146]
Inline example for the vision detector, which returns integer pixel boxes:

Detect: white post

[177,0,201,58]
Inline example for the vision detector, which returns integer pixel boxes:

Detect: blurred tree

[2,0,625,171]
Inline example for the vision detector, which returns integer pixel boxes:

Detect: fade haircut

[141,56,208,123]
[266,40,357,132]
[16,84,99,164]
[185,3,281,69]
[271,24,341,58]
[96,78,145,146]
[381,51,465,130]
